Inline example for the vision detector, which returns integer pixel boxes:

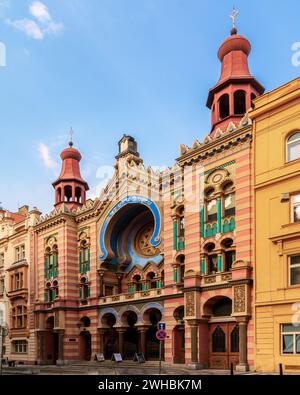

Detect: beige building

[0,206,41,363]
[250,77,300,372]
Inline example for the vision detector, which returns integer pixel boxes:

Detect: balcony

[99,288,164,305]
[201,271,232,286]
[7,287,28,300]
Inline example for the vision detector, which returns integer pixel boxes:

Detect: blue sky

[1,0,300,214]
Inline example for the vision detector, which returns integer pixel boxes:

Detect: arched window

[212,326,226,352]
[64,185,72,202]
[287,132,300,162]
[133,275,142,292]
[219,94,230,119]
[75,186,82,203]
[205,188,217,222]
[80,277,90,300]
[146,272,157,289]
[222,181,235,217]
[234,90,246,115]
[79,240,90,274]
[222,238,236,271]
[45,245,58,279]
[230,325,239,353]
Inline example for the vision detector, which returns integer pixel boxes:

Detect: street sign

[157,322,166,331]
[156,329,167,341]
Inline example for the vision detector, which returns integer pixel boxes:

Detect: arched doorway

[101,313,118,359]
[123,311,138,359]
[204,297,239,369]
[173,306,185,364]
[79,331,92,361]
[44,317,59,365]
[143,308,163,360]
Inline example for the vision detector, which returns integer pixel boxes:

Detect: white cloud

[7,1,63,40]
[38,143,58,170]
[29,1,51,23]
[7,18,44,40]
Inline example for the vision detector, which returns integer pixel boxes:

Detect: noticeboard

[133,352,146,363]
[112,353,123,362]
[95,353,105,362]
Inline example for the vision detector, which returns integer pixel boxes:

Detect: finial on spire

[69,127,74,147]
[230,6,238,35]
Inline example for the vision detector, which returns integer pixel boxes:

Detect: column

[99,272,104,297]
[98,328,106,354]
[188,320,200,368]
[37,331,46,365]
[57,330,64,365]
[138,327,147,355]
[116,273,123,294]
[236,318,249,372]
[117,328,126,356]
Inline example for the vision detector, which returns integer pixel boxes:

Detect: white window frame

[289,255,300,286]
[12,340,28,354]
[281,324,300,355]
[291,194,300,223]
[287,132,300,162]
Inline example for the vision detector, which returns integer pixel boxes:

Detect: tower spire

[52,131,89,210]
[206,12,265,134]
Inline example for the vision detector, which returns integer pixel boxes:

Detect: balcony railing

[99,288,164,305]
[202,271,232,285]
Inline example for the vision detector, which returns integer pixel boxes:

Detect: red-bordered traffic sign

[156,329,167,341]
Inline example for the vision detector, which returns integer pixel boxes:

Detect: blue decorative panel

[99,195,161,260]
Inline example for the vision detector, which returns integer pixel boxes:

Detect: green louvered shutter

[87,248,90,272]
[79,250,83,273]
[87,286,91,298]
[51,255,55,278]
[44,292,49,303]
[44,256,49,279]
[173,220,178,250]
[79,287,82,299]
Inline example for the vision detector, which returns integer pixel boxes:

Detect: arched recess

[99,196,162,265]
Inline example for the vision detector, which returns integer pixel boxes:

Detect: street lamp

[0,323,9,376]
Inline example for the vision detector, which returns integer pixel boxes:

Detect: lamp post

[0,323,9,376]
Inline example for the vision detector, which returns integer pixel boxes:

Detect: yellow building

[250,77,300,373]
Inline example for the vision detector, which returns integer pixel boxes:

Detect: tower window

[234,90,246,115]
[219,94,230,119]
[64,185,72,202]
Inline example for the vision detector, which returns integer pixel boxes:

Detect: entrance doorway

[123,311,138,359]
[44,317,59,365]
[79,331,92,361]
[209,322,239,369]
[173,325,185,364]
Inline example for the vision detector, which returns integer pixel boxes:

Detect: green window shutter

[174,268,178,284]
[200,207,205,237]
[217,198,222,233]
[223,220,230,233]
[212,223,218,236]
[201,259,206,275]
[217,255,222,272]
[206,224,212,238]
[87,286,91,298]
[79,250,83,273]
[44,291,49,303]
[173,220,178,250]
[87,248,90,272]
[51,255,55,278]
[44,256,49,279]
[230,218,236,231]
[79,286,82,299]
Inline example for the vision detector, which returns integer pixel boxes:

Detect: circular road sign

[156,329,167,341]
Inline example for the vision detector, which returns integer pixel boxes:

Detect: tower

[52,137,89,210]
[207,10,264,135]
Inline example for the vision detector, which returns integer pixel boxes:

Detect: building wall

[251,77,300,372]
